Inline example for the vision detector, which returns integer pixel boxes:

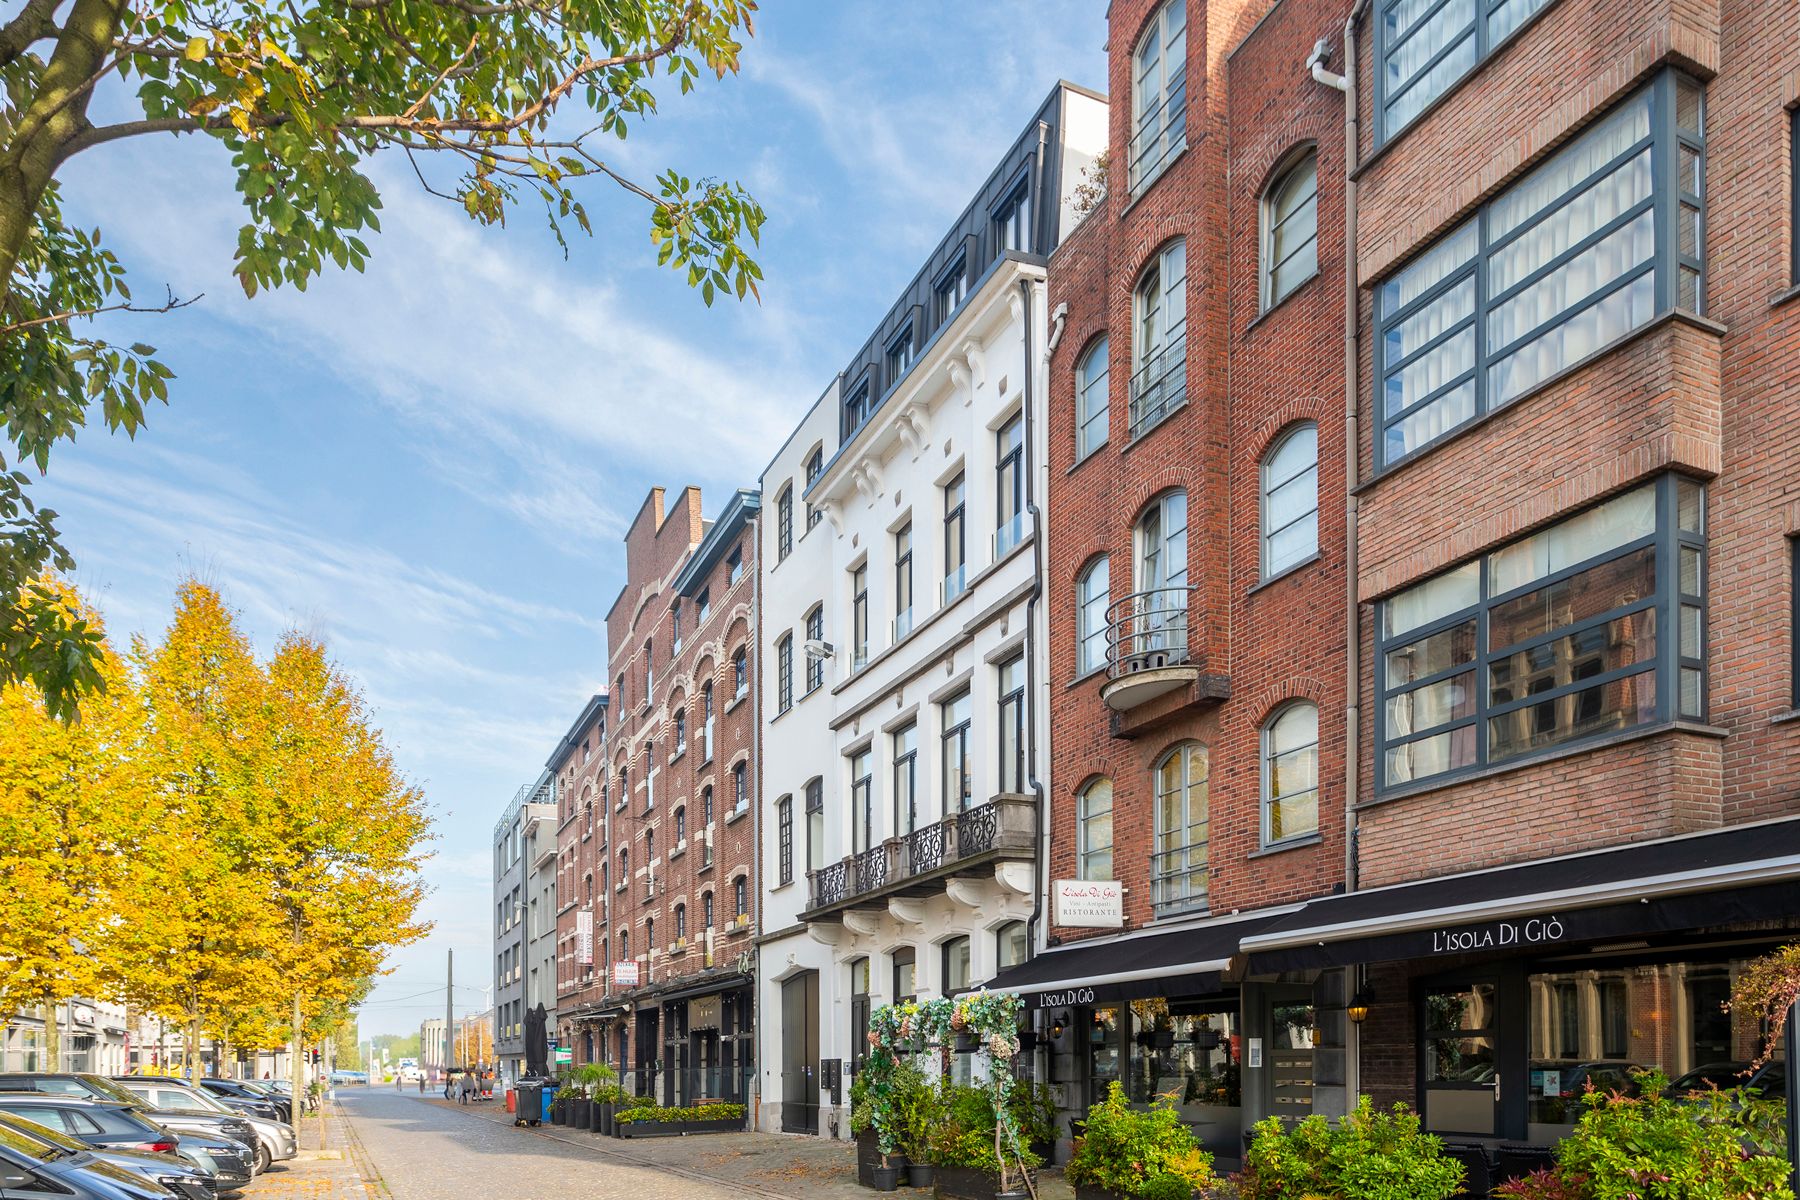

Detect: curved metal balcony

[1102,586,1199,711]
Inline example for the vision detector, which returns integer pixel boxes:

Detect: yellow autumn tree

[0,578,145,1068]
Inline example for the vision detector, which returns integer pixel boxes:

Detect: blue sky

[42,3,1106,1038]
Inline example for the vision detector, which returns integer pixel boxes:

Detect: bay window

[1376,73,1705,468]
[1379,475,1707,790]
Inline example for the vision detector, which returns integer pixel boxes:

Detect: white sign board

[1053,879,1124,928]
[612,959,640,988]
[576,909,594,964]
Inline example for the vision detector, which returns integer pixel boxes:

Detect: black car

[1667,1060,1788,1101]
[0,1120,174,1200]
[0,1112,217,1200]
[0,1079,259,1173]
[195,1082,289,1125]
[0,1098,252,1191]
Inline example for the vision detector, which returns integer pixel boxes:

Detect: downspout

[1019,274,1049,972]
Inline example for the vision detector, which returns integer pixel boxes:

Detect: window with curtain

[1078,778,1114,880]
[1077,555,1112,674]
[1376,73,1704,467]
[1262,424,1319,578]
[1263,150,1319,309]
[1152,743,1209,916]
[1262,704,1320,845]
[1076,335,1110,459]
[1130,240,1188,437]
[1380,475,1706,789]
[1375,0,1554,143]
[1129,0,1187,193]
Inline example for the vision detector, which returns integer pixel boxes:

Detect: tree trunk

[291,992,305,1136]
[43,1000,60,1071]
[186,1012,201,1083]
[316,1037,328,1150]
[0,0,128,305]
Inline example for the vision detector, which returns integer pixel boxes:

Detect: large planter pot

[856,1129,881,1187]
[550,1099,567,1126]
[933,1165,1029,1200]
[595,1101,615,1136]
[572,1098,592,1129]
[906,1163,936,1188]
[616,1118,745,1138]
[870,1166,901,1192]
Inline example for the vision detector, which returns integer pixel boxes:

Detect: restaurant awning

[1240,816,1800,974]
[985,909,1289,1007]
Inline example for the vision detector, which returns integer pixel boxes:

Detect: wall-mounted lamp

[1049,1012,1068,1041]
[1346,990,1373,1025]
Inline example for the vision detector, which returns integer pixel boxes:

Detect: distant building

[419,1017,448,1074]
[493,770,556,1080]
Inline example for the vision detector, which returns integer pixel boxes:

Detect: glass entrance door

[1421,979,1501,1136]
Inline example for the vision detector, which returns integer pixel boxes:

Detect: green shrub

[1536,1072,1792,1200]
[1067,1081,1215,1199]
[849,1071,872,1136]
[614,1101,745,1125]
[1007,1079,1058,1148]
[929,1083,1044,1173]
[888,1060,942,1162]
[1239,1098,1462,1200]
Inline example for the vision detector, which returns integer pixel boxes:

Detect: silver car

[111,1083,295,1174]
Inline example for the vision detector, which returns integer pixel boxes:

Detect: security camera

[803,639,835,661]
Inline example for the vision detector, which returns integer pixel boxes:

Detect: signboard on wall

[1053,880,1124,928]
[576,910,594,964]
[688,995,721,1029]
[612,959,640,988]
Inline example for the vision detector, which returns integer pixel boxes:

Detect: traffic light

[309,1049,320,1064]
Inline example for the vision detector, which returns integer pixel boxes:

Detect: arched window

[1077,556,1111,675]
[1263,703,1320,845]
[1129,0,1187,193]
[674,804,687,845]
[733,647,749,699]
[1078,778,1114,880]
[702,785,714,827]
[701,681,715,760]
[1132,490,1189,660]
[1076,336,1110,458]
[777,633,794,714]
[618,929,629,961]
[1262,424,1319,578]
[776,483,794,561]
[645,915,654,951]
[1131,240,1187,436]
[1152,743,1209,916]
[734,875,748,918]
[776,796,794,886]
[703,891,714,928]
[732,761,748,813]
[1262,149,1319,309]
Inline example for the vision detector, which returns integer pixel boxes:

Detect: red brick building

[550,694,608,1056]
[1000,0,1358,1165]
[1225,0,1800,1181]
[556,485,763,1105]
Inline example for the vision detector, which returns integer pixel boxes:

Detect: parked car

[0,1076,262,1175]
[0,1111,217,1200]
[134,1080,285,1127]
[1667,1059,1788,1101]
[194,1082,288,1125]
[109,1081,293,1175]
[0,1096,253,1191]
[0,1119,176,1200]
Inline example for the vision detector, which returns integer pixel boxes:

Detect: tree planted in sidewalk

[0,0,765,716]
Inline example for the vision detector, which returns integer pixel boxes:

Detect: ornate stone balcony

[801,795,1035,922]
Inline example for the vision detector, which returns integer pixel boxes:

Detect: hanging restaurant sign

[1053,879,1124,928]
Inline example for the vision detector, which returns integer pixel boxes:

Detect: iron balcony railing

[1128,333,1188,438]
[1105,586,1197,680]
[804,796,1034,914]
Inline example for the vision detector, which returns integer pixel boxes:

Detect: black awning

[985,911,1285,1008]
[1241,817,1800,974]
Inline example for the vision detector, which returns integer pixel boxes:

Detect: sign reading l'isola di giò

[1430,914,1567,954]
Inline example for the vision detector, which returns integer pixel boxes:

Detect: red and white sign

[1053,879,1124,928]
[612,959,640,988]
[576,910,594,964]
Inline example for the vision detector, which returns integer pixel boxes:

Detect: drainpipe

[1311,0,1370,1108]
[1019,275,1049,976]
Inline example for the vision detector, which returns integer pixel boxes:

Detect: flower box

[615,1117,743,1137]
[932,1165,1031,1200]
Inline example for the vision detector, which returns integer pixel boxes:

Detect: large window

[941,690,972,811]
[995,414,1025,558]
[943,472,968,602]
[891,947,916,1003]
[805,779,824,873]
[1262,703,1320,845]
[1376,74,1705,467]
[1077,556,1112,675]
[997,654,1025,794]
[805,448,824,530]
[1130,490,1189,662]
[894,521,914,639]
[1076,336,1110,459]
[1375,0,1554,143]
[777,485,793,561]
[1152,743,1209,917]
[1379,475,1707,790]
[892,723,919,836]
[942,936,972,994]
[805,605,825,693]
[996,921,1028,972]
[1078,778,1114,880]
[1262,424,1319,578]
[777,797,793,886]
[1262,150,1319,310]
[850,562,870,670]
[1130,0,1187,193]
[1130,240,1188,437]
[850,749,874,854]
[776,634,793,714]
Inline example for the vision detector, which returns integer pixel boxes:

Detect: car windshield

[0,1114,80,1154]
[0,1122,64,1163]
[81,1078,145,1107]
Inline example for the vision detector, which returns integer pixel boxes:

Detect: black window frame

[850,748,874,854]
[734,874,747,917]
[804,604,825,693]
[1791,536,1800,707]
[941,935,971,995]
[733,647,748,699]
[851,561,870,669]
[894,520,914,637]
[804,777,824,873]
[891,946,917,1003]
[805,448,824,531]
[993,176,1032,255]
[935,253,970,324]
[943,472,968,601]
[1374,71,1705,472]
[777,633,794,714]
[777,485,794,561]
[1372,0,1560,148]
[941,689,972,812]
[997,653,1026,794]
[1375,473,1708,794]
[726,545,743,587]
[885,323,916,391]
[843,377,875,439]
[892,722,918,836]
[777,795,794,886]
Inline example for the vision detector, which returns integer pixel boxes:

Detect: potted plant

[850,1072,881,1187]
[889,1062,940,1188]
[927,1083,1043,1200]
[1067,1082,1215,1200]
[551,1081,577,1125]
[1239,1098,1464,1200]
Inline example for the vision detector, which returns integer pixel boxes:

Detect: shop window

[1379,475,1707,790]
[1421,980,1498,1136]
[942,936,971,994]
[1375,0,1556,144]
[1126,999,1241,1115]
[1375,73,1704,467]
[1090,1005,1124,1091]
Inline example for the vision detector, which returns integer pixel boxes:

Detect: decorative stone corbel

[995,861,1033,896]
[887,897,926,926]
[843,909,882,938]
[945,878,986,909]
[807,922,843,947]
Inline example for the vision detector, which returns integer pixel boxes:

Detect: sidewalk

[245,1102,379,1200]
[419,1094,1073,1200]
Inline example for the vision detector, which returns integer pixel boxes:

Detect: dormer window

[995,182,1031,253]
[726,546,742,587]
[843,379,875,438]
[885,325,916,388]
[935,255,970,323]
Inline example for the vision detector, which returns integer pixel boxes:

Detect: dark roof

[543,693,608,773]
[671,488,760,598]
